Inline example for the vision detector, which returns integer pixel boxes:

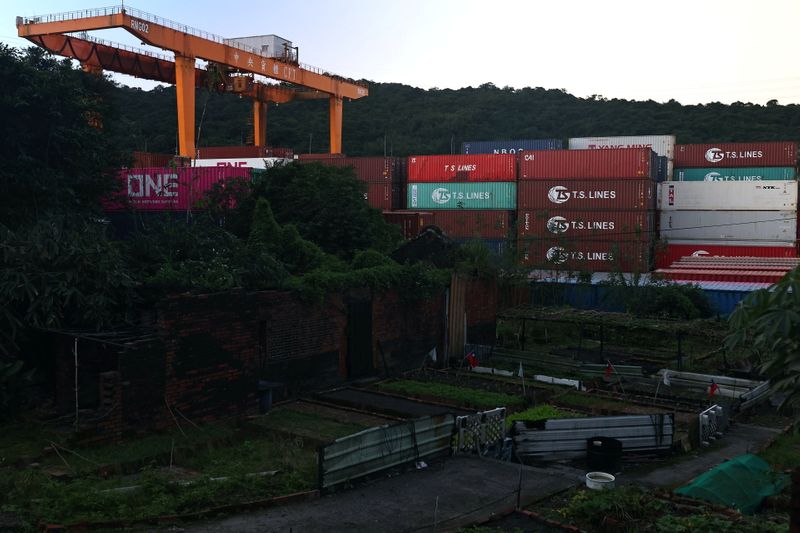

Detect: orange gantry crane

[16,5,368,157]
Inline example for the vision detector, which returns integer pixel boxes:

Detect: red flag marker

[604,361,613,379]
[708,379,720,399]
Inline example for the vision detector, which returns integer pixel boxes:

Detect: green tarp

[675,454,788,514]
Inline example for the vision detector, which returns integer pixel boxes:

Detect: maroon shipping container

[431,210,513,239]
[518,179,656,210]
[654,243,797,269]
[518,209,655,241]
[365,182,392,210]
[408,154,517,182]
[519,148,653,180]
[297,156,404,181]
[297,153,347,160]
[105,167,252,212]
[197,146,293,159]
[674,142,797,168]
[131,151,175,168]
[519,238,651,272]
[382,210,436,240]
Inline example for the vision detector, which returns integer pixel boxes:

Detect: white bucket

[585,471,616,490]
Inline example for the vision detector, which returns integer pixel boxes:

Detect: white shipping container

[192,158,291,169]
[659,211,797,242]
[658,181,798,211]
[568,135,676,159]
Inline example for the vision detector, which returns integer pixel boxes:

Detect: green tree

[725,268,800,408]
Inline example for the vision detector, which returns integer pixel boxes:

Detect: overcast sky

[3,0,800,105]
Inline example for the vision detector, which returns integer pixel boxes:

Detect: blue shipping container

[461,139,563,154]
[454,238,507,256]
[656,156,668,182]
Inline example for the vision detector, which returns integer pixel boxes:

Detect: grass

[505,405,578,429]
[376,379,524,409]
[552,391,635,413]
[0,420,318,529]
[759,426,800,470]
[251,407,368,442]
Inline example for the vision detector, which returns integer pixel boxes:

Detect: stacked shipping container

[517,148,657,272]
[658,142,799,267]
[406,154,517,252]
[461,139,563,154]
[568,135,675,182]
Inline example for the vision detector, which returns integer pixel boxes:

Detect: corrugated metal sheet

[408,182,516,210]
[432,210,512,239]
[674,142,797,168]
[106,167,252,212]
[655,268,786,284]
[659,211,798,242]
[519,210,654,241]
[513,414,674,461]
[192,157,290,169]
[568,135,675,159]
[655,242,798,269]
[658,181,798,211]
[131,151,175,168]
[656,156,669,182]
[518,238,651,272]
[519,148,654,180]
[382,210,436,240]
[518,180,656,210]
[296,153,346,160]
[448,274,467,364]
[461,139,563,154]
[673,167,796,182]
[319,414,454,489]
[296,156,404,181]
[365,182,392,210]
[408,154,517,182]
[197,145,292,158]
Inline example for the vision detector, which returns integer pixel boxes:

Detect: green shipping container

[408,182,516,210]
[673,167,796,181]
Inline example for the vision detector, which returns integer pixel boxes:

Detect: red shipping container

[518,210,655,241]
[674,142,797,168]
[297,156,404,181]
[518,179,656,210]
[520,148,653,179]
[105,167,252,212]
[297,153,346,160]
[382,210,435,240]
[654,243,797,269]
[655,269,786,284]
[408,154,517,182]
[365,182,392,210]
[431,210,513,239]
[519,238,650,272]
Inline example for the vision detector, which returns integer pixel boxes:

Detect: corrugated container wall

[519,239,651,272]
[659,211,797,242]
[106,167,252,212]
[296,156,403,181]
[517,180,656,211]
[568,135,676,159]
[193,158,291,169]
[673,167,796,181]
[131,151,175,168]
[408,154,517,182]
[408,182,516,210]
[365,183,392,210]
[461,139,563,154]
[658,181,798,211]
[655,243,798,268]
[519,148,653,179]
[518,210,655,241]
[674,142,797,168]
[431,210,513,239]
[382,210,435,240]
[197,145,292,159]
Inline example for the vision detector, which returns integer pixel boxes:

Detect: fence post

[677,332,684,371]
[521,317,526,351]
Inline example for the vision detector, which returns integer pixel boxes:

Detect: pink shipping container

[519,238,650,272]
[365,182,392,210]
[519,148,653,180]
[654,242,797,269]
[408,154,517,182]
[382,210,436,240]
[105,167,252,212]
[297,156,404,182]
[517,179,656,210]
[431,210,513,239]
[674,142,797,168]
[518,210,655,241]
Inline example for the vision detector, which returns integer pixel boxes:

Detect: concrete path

[183,457,581,533]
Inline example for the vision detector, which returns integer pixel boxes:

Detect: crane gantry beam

[17,5,368,156]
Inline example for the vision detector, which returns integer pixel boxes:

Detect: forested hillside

[106,81,800,156]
